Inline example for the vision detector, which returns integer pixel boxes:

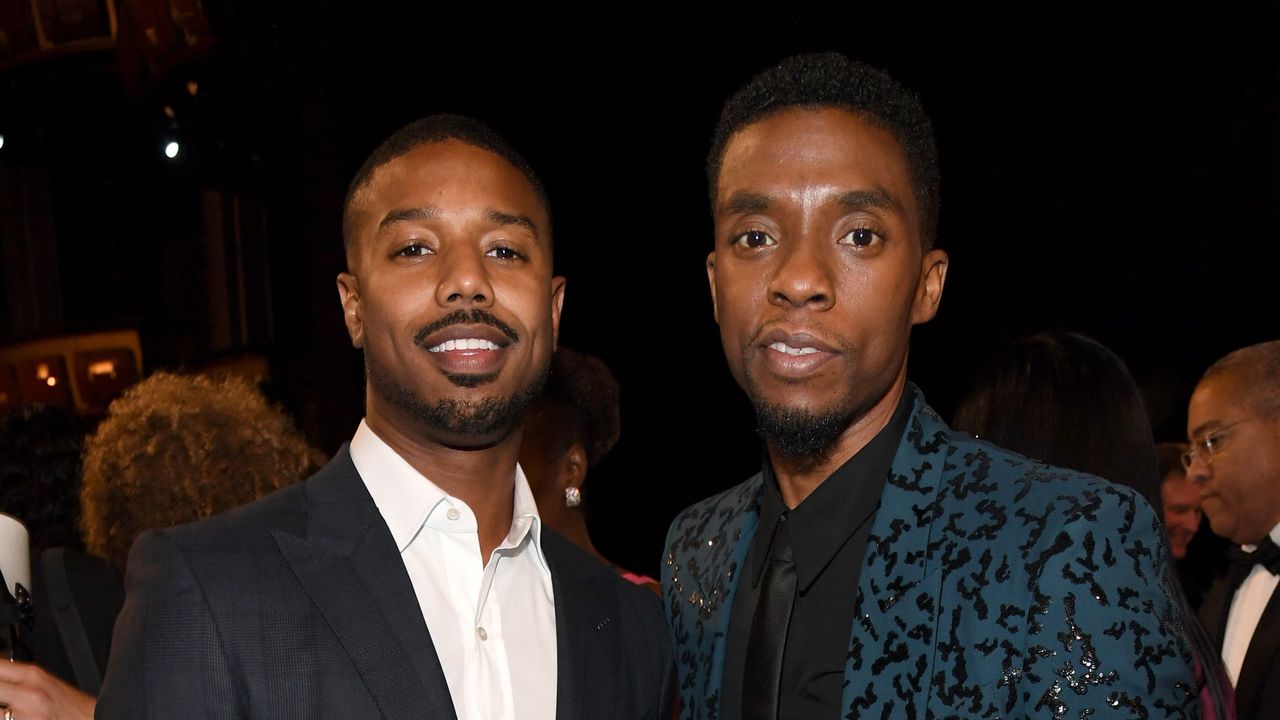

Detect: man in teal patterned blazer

[662,53,1198,719]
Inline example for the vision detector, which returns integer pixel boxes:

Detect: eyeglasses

[1181,419,1246,471]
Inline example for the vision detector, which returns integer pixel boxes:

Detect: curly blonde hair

[81,372,314,573]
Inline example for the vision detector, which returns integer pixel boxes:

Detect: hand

[0,661,96,720]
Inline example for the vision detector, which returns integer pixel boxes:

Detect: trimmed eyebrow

[485,208,539,237]
[836,189,906,215]
[379,206,438,230]
[718,191,773,216]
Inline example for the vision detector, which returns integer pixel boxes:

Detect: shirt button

[446,508,461,521]
[477,626,488,641]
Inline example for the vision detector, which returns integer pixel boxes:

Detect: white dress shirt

[1222,521,1280,685]
[349,420,557,720]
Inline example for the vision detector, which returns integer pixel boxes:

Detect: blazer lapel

[1198,573,1235,648]
[274,448,457,720]
[664,475,761,718]
[1234,581,1280,718]
[542,531,618,720]
[842,387,948,716]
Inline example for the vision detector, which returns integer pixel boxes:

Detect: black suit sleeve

[619,583,676,720]
[96,530,247,720]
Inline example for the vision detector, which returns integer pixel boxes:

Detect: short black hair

[708,52,940,249]
[342,114,550,260]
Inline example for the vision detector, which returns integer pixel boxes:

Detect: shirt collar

[348,420,545,561]
[750,389,913,591]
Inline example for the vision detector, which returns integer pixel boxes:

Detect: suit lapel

[1198,573,1235,648]
[1234,580,1280,718]
[663,475,760,719]
[542,531,618,720]
[842,388,948,715]
[274,448,457,720]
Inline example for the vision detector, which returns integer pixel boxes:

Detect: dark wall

[2,2,1277,575]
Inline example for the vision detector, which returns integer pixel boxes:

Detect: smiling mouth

[426,338,504,353]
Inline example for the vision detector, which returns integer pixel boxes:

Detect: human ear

[910,248,948,325]
[564,442,588,490]
[706,251,719,324]
[336,273,364,348]
[549,276,566,350]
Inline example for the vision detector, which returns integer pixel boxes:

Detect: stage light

[0,134,5,150]
[35,362,57,387]
[165,141,180,159]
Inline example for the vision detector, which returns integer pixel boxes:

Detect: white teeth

[768,341,819,356]
[428,338,501,353]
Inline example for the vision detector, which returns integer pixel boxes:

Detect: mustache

[413,309,520,346]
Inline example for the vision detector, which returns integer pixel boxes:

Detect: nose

[1185,457,1211,487]
[767,239,835,311]
[434,247,495,308]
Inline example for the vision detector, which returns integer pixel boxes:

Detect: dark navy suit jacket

[97,447,674,719]
[663,387,1197,718]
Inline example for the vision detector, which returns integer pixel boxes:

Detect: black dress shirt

[721,390,912,720]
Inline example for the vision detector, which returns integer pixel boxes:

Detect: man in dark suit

[96,115,673,720]
[1188,340,1280,720]
[662,53,1197,718]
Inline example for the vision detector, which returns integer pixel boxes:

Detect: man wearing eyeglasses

[1186,339,1280,720]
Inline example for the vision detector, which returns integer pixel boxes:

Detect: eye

[838,227,884,249]
[486,245,525,261]
[395,242,433,258]
[732,230,775,249]
[1203,433,1222,453]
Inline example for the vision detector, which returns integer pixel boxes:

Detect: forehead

[353,140,548,236]
[716,108,918,218]
[1190,372,1246,420]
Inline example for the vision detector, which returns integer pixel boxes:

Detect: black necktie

[742,514,796,720]
[1228,536,1280,588]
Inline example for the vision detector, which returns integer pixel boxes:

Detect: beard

[366,351,548,441]
[751,397,855,465]
[741,354,862,465]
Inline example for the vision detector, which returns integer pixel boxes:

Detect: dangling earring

[564,486,582,508]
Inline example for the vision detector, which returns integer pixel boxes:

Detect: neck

[553,511,609,566]
[366,409,522,560]
[769,377,907,509]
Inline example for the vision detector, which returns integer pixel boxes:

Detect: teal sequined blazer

[662,387,1198,719]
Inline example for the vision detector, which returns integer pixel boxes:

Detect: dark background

[2,1,1278,576]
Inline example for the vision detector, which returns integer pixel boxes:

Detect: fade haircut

[708,52,940,249]
[1201,340,1280,421]
[342,114,551,262]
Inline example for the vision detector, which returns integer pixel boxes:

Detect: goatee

[752,400,852,467]
[367,356,548,440]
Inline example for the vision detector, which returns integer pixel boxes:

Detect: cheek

[713,274,759,335]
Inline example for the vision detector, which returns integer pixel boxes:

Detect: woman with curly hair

[80,371,316,575]
[0,371,316,720]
